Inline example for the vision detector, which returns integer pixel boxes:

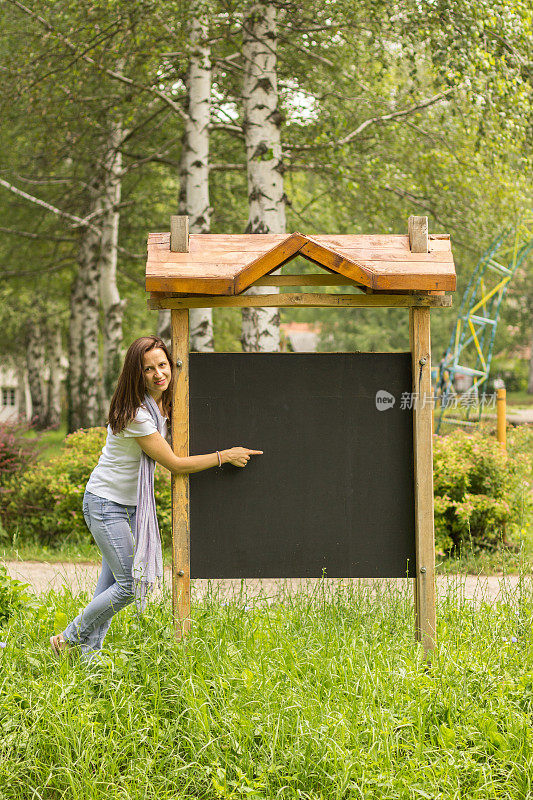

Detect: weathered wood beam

[170,216,191,640]
[409,306,436,654]
[148,293,452,310]
[171,308,191,640]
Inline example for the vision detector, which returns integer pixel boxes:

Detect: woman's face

[142,348,171,397]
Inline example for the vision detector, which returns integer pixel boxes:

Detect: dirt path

[3,560,530,603]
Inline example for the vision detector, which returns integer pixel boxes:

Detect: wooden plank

[171,309,191,640]
[148,250,294,266]
[331,249,453,263]
[170,216,189,253]
[409,306,436,653]
[300,242,455,292]
[146,274,236,295]
[151,244,452,264]
[235,274,362,287]
[408,216,429,253]
[301,233,450,251]
[147,273,454,294]
[300,241,373,287]
[146,265,455,294]
[151,275,364,290]
[150,232,449,248]
[233,233,307,293]
[148,293,453,310]
[151,232,293,253]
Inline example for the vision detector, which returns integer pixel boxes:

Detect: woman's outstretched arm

[135,432,262,475]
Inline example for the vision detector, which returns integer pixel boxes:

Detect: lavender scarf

[133,393,165,609]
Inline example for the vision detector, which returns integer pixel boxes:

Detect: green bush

[0,428,171,547]
[433,428,532,555]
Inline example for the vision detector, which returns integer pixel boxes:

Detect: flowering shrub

[0,422,43,487]
[0,427,171,547]
[433,428,532,554]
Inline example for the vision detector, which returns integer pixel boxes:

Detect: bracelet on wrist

[216,450,222,467]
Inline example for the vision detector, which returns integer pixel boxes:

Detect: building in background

[280,322,321,352]
[0,357,68,425]
[0,363,32,423]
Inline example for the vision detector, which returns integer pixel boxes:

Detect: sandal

[50,633,68,657]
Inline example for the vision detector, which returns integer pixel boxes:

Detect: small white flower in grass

[0,642,6,648]
[244,605,252,611]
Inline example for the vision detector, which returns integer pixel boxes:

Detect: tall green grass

[1,579,533,798]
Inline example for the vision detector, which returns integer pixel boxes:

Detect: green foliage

[433,428,532,555]
[0,565,31,628]
[0,428,171,548]
[490,357,530,393]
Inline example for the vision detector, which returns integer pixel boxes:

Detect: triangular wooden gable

[146,232,456,295]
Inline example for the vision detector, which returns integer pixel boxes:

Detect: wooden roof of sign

[146,231,456,295]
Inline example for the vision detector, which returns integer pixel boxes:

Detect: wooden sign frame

[146,215,455,654]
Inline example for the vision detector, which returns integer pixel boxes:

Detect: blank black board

[189,353,415,578]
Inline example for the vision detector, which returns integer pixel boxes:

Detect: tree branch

[0,177,101,232]
[0,226,76,242]
[286,86,460,150]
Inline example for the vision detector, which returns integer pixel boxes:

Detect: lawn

[1,580,533,798]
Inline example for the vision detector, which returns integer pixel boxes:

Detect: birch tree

[26,317,47,429]
[44,318,63,430]
[181,9,214,352]
[78,201,104,428]
[99,122,127,406]
[241,1,285,352]
[67,268,85,432]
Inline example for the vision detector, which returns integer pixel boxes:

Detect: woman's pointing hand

[222,447,263,468]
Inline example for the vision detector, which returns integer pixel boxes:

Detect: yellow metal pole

[496,387,506,451]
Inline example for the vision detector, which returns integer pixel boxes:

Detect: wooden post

[170,217,191,639]
[171,309,190,638]
[408,215,436,653]
[170,215,189,253]
[497,387,506,451]
[408,216,429,254]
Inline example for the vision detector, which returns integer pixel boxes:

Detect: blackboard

[189,353,415,578]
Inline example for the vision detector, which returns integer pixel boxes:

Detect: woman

[50,335,261,659]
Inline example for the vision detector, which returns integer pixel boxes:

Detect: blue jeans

[62,490,137,657]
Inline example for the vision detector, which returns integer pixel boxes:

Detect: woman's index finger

[248,449,263,454]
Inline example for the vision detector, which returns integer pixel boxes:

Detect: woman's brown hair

[107,336,174,434]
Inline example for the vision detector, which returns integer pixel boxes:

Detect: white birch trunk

[241,1,285,352]
[182,11,214,352]
[16,364,28,422]
[99,122,126,407]
[79,211,104,428]
[26,318,47,428]
[45,320,63,430]
[67,268,85,432]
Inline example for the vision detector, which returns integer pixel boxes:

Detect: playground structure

[145,216,456,653]
[437,217,533,432]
